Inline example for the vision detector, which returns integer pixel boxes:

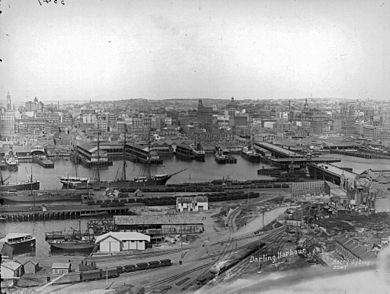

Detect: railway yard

[3,183,390,294]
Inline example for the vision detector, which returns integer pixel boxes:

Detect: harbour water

[1,155,273,190]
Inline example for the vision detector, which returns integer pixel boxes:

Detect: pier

[254,142,303,158]
[307,163,358,186]
[32,156,54,168]
[0,204,133,223]
[269,157,341,169]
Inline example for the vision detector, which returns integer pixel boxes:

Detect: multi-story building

[197,100,213,131]
[25,97,44,112]
[0,109,15,137]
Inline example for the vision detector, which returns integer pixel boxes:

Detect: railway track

[144,261,215,292]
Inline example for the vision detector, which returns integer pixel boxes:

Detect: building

[52,263,71,275]
[0,109,15,137]
[6,91,12,110]
[334,235,376,262]
[114,215,204,235]
[25,97,44,112]
[23,260,40,274]
[1,260,23,288]
[95,232,151,252]
[75,143,112,167]
[176,196,209,212]
[197,100,213,131]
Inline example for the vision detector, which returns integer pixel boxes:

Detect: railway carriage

[80,269,102,281]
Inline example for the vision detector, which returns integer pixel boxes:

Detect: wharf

[0,204,133,223]
[329,150,390,159]
[32,156,54,168]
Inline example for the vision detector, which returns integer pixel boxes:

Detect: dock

[0,204,133,223]
[32,156,54,168]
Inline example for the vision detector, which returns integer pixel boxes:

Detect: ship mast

[122,126,127,181]
[147,129,151,179]
[97,131,101,182]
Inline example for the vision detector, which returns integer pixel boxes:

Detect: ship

[60,176,89,189]
[192,142,205,162]
[0,233,36,257]
[48,238,96,251]
[5,149,18,171]
[175,144,195,161]
[0,170,40,192]
[215,148,227,164]
[47,221,96,251]
[0,189,84,204]
[65,128,185,190]
[175,142,205,162]
[241,146,261,163]
[215,146,237,164]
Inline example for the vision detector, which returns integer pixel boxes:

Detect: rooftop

[1,261,22,271]
[317,164,357,179]
[95,231,150,243]
[254,142,301,157]
[52,263,71,269]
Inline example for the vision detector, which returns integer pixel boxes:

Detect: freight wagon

[52,259,173,285]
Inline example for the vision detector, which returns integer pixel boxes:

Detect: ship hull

[240,151,261,163]
[0,181,40,192]
[2,239,36,256]
[67,175,172,190]
[194,154,205,162]
[215,156,227,164]
[175,151,194,161]
[0,190,83,203]
[49,241,95,251]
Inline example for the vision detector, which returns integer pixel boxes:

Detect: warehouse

[95,232,150,253]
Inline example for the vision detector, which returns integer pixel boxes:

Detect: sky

[0,0,389,103]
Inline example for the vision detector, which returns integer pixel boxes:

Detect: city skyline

[1,0,389,103]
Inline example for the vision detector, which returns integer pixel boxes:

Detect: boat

[215,146,237,164]
[0,189,84,204]
[48,238,96,251]
[241,146,261,163]
[5,149,18,171]
[0,233,36,257]
[47,221,96,251]
[241,129,262,163]
[0,170,40,192]
[175,144,195,161]
[215,148,227,164]
[69,129,185,190]
[60,176,89,189]
[192,142,205,161]
[175,142,205,161]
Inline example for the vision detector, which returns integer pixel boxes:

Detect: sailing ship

[66,129,185,190]
[0,169,40,192]
[109,128,185,188]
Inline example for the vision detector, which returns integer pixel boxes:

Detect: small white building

[1,260,23,288]
[1,260,23,278]
[95,232,150,253]
[176,196,208,212]
[52,263,71,275]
